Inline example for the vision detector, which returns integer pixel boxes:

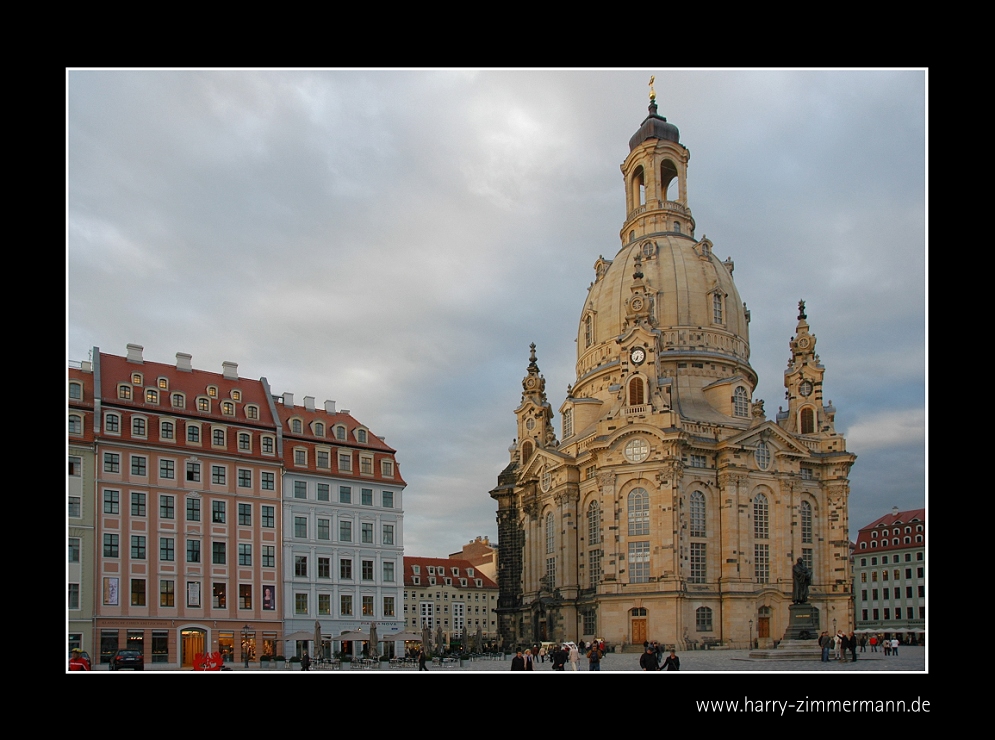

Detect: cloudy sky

[67,69,926,554]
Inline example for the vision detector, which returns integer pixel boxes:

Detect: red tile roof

[854,508,925,551]
[403,557,498,589]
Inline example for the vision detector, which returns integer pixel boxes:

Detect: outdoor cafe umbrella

[314,620,323,660]
[369,622,379,660]
[435,624,444,654]
[476,624,483,653]
[422,625,432,653]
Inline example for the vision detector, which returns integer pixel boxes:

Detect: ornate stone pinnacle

[798,299,807,320]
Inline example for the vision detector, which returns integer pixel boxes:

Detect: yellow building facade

[491,95,855,650]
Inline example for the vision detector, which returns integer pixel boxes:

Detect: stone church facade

[490,94,855,650]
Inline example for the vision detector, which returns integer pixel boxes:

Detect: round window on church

[526,418,535,431]
[755,441,771,471]
[624,438,649,463]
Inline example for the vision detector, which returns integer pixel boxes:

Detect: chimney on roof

[126,344,144,363]
[176,353,192,372]
[341,409,350,415]
[892,506,900,516]
[222,361,238,380]
[283,392,294,407]
[304,396,315,411]
[81,360,92,373]
[325,400,336,414]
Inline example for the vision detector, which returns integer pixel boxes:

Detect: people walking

[662,649,681,671]
[511,649,525,671]
[819,631,830,662]
[524,649,535,671]
[639,645,659,671]
[587,643,602,671]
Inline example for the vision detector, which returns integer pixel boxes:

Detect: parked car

[109,649,144,670]
[69,650,91,670]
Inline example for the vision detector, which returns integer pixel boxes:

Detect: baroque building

[491,93,855,650]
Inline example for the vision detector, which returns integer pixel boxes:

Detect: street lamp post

[242,625,251,668]
[749,619,753,650]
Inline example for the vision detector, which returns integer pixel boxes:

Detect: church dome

[627,100,680,150]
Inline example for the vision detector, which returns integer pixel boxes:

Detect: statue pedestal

[748,604,822,660]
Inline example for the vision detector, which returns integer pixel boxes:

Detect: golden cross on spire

[649,75,656,102]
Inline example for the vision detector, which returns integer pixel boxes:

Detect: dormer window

[231,390,241,401]
[207,386,218,398]
[131,373,142,385]
[245,405,259,420]
[172,393,185,408]
[335,425,346,441]
[221,401,234,416]
[158,377,168,390]
[734,387,749,417]
[428,566,435,575]
[118,384,132,400]
[357,429,368,444]
[197,398,210,412]
[69,381,83,400]
[314,422,324,437]
[474,579,482,587]
[452,567,459,577]
[467,568,474,577]
[146,389,158,404]
[291,419,302,434]
[460,578,467,586]
[412,565,420,574]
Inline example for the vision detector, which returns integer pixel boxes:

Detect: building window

[318,594,331,615]
[211,465,226,485]
[103,533,119,557]
[198,398,210,412]
[361,488,373,506]
[213,542,226,565]
[362,595,374,616]
[186,462,201,482]
[383,524,394,545]
[690,454,706,468]
[628,377,645,406]
[318,519,330,540]
[69,381,82,399]
[318,557,330,578]
[755,441,771,470]
[246,405,258,420]
[340,559,352,579]
[294,448,306,466]
[131,455,147,476]
[146,389,159,404]
[291,419,302,434]
[317,451,330,468]
[383,491,394,508]
[187,540,201,563]
[754,493,769,539]
[69,583,80,609]
[262,505,274,528]
[317,483,329,501]
[800,406,815,434]
[383,561,395,582]
[239,585,252,609]
[713,293,723,323]
[295,517,307,538]
[340,521,352,542]
[186,497,201,521]
[212,500,226,523]
[160,459,175,479]
[628,488,650,536]
[160,581,175,608]
[262,436,274,454]
[221,401,234,416]
[261,471,274,490]
[628,541,650,583]
[211,429,224,447]
[133,417,147,437]
[545,512,555,554]
[384,596,395,617]
[234,503,249,526]
[118,385,131,400]
[335,425,346,441]
[262,546,275,568]
[624,438,649,463]
[238,469,251,488]
[103,489,120,514]
[160,537,174,562]
[238,544,252,566]
[362,523,374,544]
[106,413,120,434]
[734,387,749,417]
[69,537,80,563]
[213,583,226,608]
[294,481,307,499]
[362,560,374,580]
[690,491,706,537]
[341,595,353,616]
[696,606,713,632]
[754,543,770,583]
[69,414,82,435]
[801,500,813,544]
[238,433,250,451]
[104,453,120,473]
[339,453,352,471]
[357,429,368,444]
[131,579,146,606]
[340,486,352,504]
[360,456,373,475]
[382,460,394,477]
[69,496,81,518]
[172,393,184,408]
[690,542,706,583]
[314,422,324,437]
[803,547,813,574]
